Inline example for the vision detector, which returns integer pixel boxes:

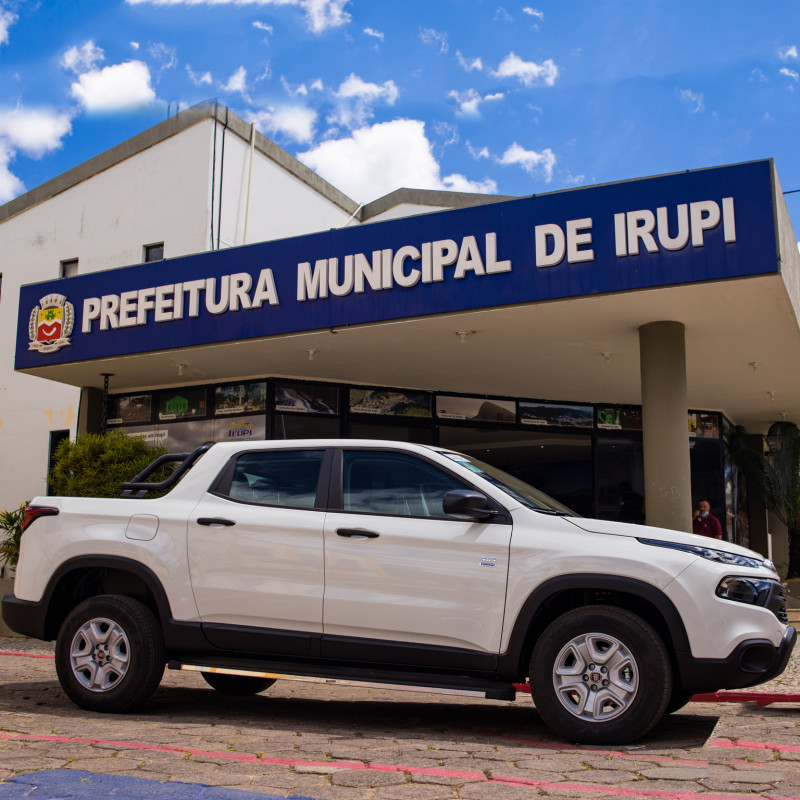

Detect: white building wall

[365,203,452,224]
[213,127,353,249]
[0,111,360,512]
[0,123,217,512]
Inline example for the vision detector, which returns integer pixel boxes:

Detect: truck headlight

[716,576,775,606]
[637,538,765,569]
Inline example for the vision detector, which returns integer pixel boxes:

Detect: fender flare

[41,555,176,639]
[498,573,690,679]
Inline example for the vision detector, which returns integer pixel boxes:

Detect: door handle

[197,517,236,527]
[336,528,380,539]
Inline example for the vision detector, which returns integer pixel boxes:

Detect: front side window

[342,450,468,518]
[223,450,325,509]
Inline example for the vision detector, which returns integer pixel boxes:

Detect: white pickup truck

[3,439,795,744]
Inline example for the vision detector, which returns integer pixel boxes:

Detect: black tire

[664,686,695,715]
[529,605,672,745]
[55,594,165,713]
[201,672,276,696]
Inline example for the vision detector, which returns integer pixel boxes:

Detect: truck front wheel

[529,605,671,744]
[55,594,165,712]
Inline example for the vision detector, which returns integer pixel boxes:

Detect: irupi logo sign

[227,420,255,438]
[28,294,75,353]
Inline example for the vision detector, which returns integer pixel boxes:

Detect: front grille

[769,582,789,624]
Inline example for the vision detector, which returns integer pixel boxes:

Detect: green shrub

[49,431,169,498]
[0,502,27,575]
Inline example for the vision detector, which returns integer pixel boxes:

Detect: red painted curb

[515,681,800,706]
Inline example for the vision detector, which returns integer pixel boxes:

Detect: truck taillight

[21,506,59,531]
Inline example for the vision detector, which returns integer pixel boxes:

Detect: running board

[169,661,516,701]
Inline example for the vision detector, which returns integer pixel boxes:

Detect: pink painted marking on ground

[0,650,54,659]
[467,728,712,766]
[492,774,799,799]
[0,731,796,799]
[712,737,800,754]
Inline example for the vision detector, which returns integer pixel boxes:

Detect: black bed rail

[120,444,212,498]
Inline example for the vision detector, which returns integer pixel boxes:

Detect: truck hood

[563,516,766,562]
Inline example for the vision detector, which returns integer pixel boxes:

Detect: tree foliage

[49,431,169,498]
[0,502,27,574]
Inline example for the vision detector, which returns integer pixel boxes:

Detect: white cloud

[70,61,156,111]
[750,67,768,83]
[0,141,23,202]
[494,7,512,21]
[130,40,140,50]
[310,78,324,91]
[252,105,317,142]
[363,27,383,41]
[677,87,705,112]
[467,141,490,159]
[0,8,17,47]
[779,45,798,61]
[492,52,558,87]
[419,27,448,54]
[329,73,399,128]
[780,67,799,81]
[186,64,213,85]
[0,107,73,158]
[522,7,544,19]
[433,120,458,146]
[0,107,74,203]
[219,66,249,98]
[149,42,178,70]
[253,20,273,33]
[456,50,483,72]
[498,142,555,182]
[61,41,105,73]
[125,0,351,34]
[448,88,503,117]
[281,76,308,96]
[298,118,496,201]
[335,73,398,103]
[442,173,497,193]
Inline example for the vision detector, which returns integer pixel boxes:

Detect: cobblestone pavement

[2,635,800,800]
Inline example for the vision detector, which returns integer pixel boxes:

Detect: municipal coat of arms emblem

[28,293,75,353]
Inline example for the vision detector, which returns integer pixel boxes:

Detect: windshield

[439,451,578,515]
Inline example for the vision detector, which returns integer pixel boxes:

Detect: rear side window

[342,450,468,518]
[222,450,325,509]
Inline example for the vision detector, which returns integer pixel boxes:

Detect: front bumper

[677,625,796,693]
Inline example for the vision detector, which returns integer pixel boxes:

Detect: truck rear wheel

[530,605,671,744]
[55,594,165,712]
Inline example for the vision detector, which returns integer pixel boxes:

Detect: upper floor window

[60,259,78,279]
[144,243,164,262]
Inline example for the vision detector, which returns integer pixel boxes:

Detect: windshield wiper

[532,508,573,516]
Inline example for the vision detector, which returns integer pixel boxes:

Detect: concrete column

[77,387,104,435]
[639,321,692,532]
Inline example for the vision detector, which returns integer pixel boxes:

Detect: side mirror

[442,490,499,521]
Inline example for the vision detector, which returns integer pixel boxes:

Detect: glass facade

[108,378,732,539]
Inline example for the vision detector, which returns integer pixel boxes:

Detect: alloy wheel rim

[69,617,130,692]
[552,631,639,722]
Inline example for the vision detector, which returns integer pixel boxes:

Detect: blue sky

[2,0,800,233]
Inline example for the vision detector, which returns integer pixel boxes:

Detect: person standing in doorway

[692,499,723,539]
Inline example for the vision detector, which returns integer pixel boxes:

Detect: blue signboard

[15,160,777,369]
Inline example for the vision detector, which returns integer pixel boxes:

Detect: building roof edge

[0,102,361,225]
